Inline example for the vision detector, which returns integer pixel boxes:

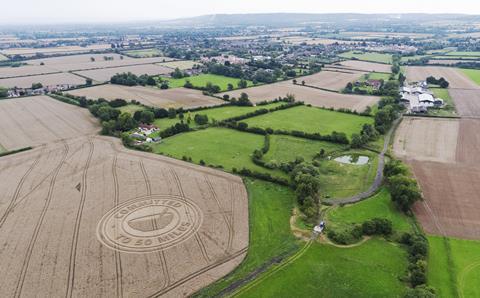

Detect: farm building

[400,82,444,113]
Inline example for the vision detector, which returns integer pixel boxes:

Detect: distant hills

[161,13,480,27]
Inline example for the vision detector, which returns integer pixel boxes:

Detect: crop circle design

[97,195,203,253]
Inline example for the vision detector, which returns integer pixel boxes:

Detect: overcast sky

[2,0,480,24]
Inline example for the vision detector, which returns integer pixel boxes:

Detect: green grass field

[153,102,284,130]
[243,106,374,138]
[339,51,393,64]
[117,104,146,114]
[400,55,431,62]
[428,236,480,298]
[461,69,480,86]
[316,150,378,198]
[149,127,283,176]
[196,179,299,297]
[236,239,407,298]
[158,74,254,91]
[123,48,163,58]
[429,88,457,117]
[326,188,412,233]
[445,51,480,57]
[263,135,346,164]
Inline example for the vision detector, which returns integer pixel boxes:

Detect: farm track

[139,159,171,291]
[112,154,124,298]
[0,145,45,229]
[169,168,211,263]
[65,138,94,298]
[147,247,248,298]
[205,176,234,253]
[13,142,70,298]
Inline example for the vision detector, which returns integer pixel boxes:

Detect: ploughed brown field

[334,60,392,73]
[0,136,248,297]
[0,96,99,150]
[26,55,174,72]
[300,69,366,91]
[219,80,379,112]
[0,72,86,88]
[394,116,480,240]
[68,84,223,109]
[73,64,172,82]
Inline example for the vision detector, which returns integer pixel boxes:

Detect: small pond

[333,155,370,165]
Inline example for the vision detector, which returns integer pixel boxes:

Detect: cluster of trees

[110,72,156,86]
[374,97,401,134]
[399,233,432,292]
[384,159,422,213]
[171,67,189,79]
[0,87,8,98]
[327,217,393,245]
[351,124,379,148]
[291,163,320,222]
[88,102,137,135]
[426,76,449,88]
[232,167,289,186]
[159,122,190,138]
[133,110,155,124]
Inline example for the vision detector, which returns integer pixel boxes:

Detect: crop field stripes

[147,246,248,298]
[112,154,124,298]
[65,138,94,298]
[139,158,171,290]
[205,176,234,253]
[169,168,211,263]
[13,141,70,298]
[0,145,45,229]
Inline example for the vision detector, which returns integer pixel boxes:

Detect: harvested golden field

[301,70,365,91]
[427,59,478,65]
[68,84,223,109]
[393,117,460,163]
[278,36,353,45]
[26,55,174,72]
[0,136,248,297]
[0,65,59,79]
[405,66,478,89]
[158,60,199,70]
[73,64,172,82]
[0,44,112,57]
[220,81,378,112]
[335,60,392,73]
[0,72,86,88]
[0,96,98,150]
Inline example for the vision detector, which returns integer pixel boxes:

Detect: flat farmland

[449,89,480,117]
[335,60,392,73]
[394,117,480,240]
[27,55,174,72]
[412,161,480,240]
[73,64,172,82]
[68,84,223,108]
[0,53,8,61]
[300,70,366,91]
[278,36,353,45]
[0,44,112,57]
[243,105,374,137]
[0,96,99,150]
[405,66,478,89]
[0,72,86,88]
[393,117,459,163]
[0,136,248,297]
[159,74,254,91]
[157,60,199,70]
[219,81,379,112]
[0,65,59,79]
[338,51,393,64]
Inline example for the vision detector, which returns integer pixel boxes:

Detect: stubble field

[68,84,223,109]
[0,72,86,88]
[0,136,248,297]
[0,96,99,150]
